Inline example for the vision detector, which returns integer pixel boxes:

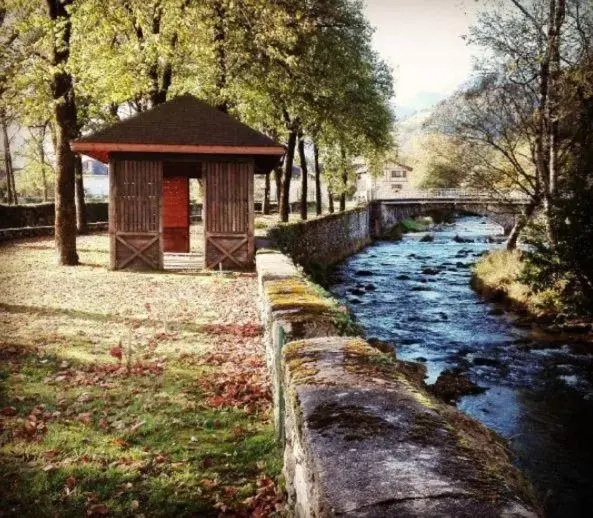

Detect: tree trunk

[280,130,297,222]
[545,0,565,247]
[339,171,347,212]
[328,185,334,213]
[273,166,282,211]
[38,126,49,202]
[313,142,322,215]
[75,155,87,234]
[212,0,228,113]
[1,110,16,205]
[534,0,566,248]
[263,171,271,215]
[298,134,308,220]
[506,202,537,250]
[47,0,78,265]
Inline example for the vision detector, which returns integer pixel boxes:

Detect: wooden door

[162,177,189,253]
[204,160,254,269]
[109,159,163,270]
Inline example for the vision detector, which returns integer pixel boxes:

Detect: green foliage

[472,249,564,316]
[1,0,395,210]
[14,129,55,201]
[401,217,431,233]
[518,56,593,315]
[406,132,469,189]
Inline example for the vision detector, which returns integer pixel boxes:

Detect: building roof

[391,163,413,171]
[71,95,285,164]
[357,161,414,174]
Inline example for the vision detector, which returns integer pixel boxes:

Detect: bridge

[369,189,531,236]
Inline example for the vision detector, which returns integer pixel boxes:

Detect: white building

[355,162,414,201]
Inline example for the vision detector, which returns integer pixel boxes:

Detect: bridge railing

[366,188,531,203]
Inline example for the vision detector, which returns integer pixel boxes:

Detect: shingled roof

[71,95,284,163]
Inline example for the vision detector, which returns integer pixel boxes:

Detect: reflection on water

[329,216,593,517]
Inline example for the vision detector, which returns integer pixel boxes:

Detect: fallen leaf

[87,503,109,516]
[200,478,218,489]
[109,345,123,361]
[78,393,94,403]
[129,420,146,432]
[65,476,76,490]
[224,486,237,499]
[78,412,93,425]
[43,449,61,458]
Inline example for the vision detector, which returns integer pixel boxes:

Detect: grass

[472,250,563,316]
[401,217,432,233]
[0,234,283,517]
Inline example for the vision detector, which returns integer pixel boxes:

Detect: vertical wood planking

[247,160,254,259]
[111,158,163,270]
[204,159,254,269]
[109,159,116,270]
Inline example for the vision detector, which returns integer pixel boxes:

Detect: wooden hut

[71,95,284,271]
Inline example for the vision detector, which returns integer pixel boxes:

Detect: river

[328,216,593,517]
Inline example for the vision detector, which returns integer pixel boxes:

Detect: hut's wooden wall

[109,159,163,270]
[204,160,254,269]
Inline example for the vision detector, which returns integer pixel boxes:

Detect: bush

[472,250,564,316]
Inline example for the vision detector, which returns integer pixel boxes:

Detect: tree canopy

[0,0,396,233]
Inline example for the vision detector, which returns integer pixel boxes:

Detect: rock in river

[429,368,487,404]
[421,267,440,275]
[348,288,366,297]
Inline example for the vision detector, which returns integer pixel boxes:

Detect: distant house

[355,162,414,201]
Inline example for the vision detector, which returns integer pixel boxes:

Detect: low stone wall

[267,207,371,279]
[256,251,540,517]
[0,222,108,243]
[0,202,108,229]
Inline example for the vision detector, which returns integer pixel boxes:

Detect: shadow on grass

[0,455,221,517]
[0,302,123,324]
[10,244,109,254]
[0,356,279,517]
[0,303,258,337]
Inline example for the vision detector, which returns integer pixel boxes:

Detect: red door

[162,177,189,253]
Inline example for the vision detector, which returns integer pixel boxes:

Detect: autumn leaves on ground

[0,234,283,517]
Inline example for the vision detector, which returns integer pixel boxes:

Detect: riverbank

[472,250,593,334]
[328,216,593,517]
[256,250,540,516]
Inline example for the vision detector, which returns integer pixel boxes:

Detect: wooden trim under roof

[71,142,285,164]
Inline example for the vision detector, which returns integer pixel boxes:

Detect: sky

[363,0,483,114]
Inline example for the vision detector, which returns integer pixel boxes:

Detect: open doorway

[162,161,204,270]
[189,177,203,254]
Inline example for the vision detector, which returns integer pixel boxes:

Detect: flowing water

[329,216,593,517]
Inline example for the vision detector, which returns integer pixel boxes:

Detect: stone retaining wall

[0,202,108,229]
[266,207,372,279]
[256,251,540,517]
[0,222,108,243]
